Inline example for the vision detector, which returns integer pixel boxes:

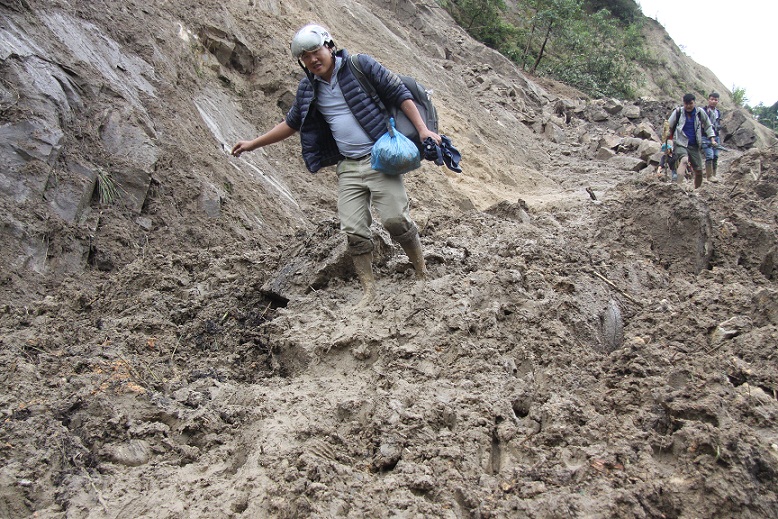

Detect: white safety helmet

[290,24,334,59]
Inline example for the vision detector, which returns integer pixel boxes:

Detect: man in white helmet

[232,24,441,308]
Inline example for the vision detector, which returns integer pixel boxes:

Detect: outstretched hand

[231,141,252,157]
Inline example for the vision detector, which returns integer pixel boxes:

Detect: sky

[637,0,776,107]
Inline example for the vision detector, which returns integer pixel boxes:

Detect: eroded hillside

[1,1,777,518]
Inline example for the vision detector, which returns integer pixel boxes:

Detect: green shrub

[732,85,748,108]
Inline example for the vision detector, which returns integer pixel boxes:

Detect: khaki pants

[336,156,416,254]
[675,143,704,173]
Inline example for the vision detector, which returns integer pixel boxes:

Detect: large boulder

[632,121,659,141]
[623,105,641,119]
[603,98,624,115]
[721,108,778,150]
[608,155,647,172]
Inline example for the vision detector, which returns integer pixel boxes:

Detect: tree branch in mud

[592,269,642,307]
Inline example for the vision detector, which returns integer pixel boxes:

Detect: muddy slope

[1,1,778,518]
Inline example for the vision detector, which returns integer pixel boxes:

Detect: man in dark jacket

[232,24,440,307]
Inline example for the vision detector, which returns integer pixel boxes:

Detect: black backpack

[347,54,438,148]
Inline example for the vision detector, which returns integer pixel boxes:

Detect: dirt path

[3,148,777,517]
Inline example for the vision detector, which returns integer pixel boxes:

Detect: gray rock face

[1,9,159,278]
[721,108,775,149]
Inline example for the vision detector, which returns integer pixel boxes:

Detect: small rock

[105,439,151,467]
[136,216,153,230]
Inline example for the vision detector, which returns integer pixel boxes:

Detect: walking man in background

[667,93,717,190]
[702,92,722,182]
[231,24,440,308]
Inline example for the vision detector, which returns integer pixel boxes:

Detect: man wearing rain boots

[232,24,439,307]
[666,94,717,190]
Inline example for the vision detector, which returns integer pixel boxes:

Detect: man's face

[708,96,719,109]
[299,46,334,78]
[684,99,695,112]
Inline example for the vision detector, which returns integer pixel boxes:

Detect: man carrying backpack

[666,93,717,189]
[702,92,722,182]
[231,24,440,308]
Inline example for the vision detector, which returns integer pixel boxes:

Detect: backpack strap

[347,54,388,115]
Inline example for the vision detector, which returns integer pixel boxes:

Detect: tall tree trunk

[521,17,538,70]
[530,21,553,74]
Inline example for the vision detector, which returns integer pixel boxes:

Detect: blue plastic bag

[371,118,421,175]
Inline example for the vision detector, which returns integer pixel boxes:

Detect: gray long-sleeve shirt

[668,106,716,148]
